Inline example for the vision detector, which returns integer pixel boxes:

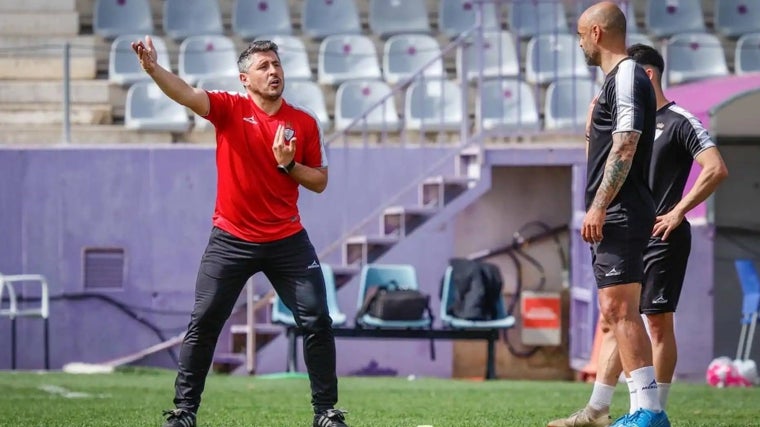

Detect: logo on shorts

[307,260,320,270]
[605,267,622,277]
[652,295,668,304]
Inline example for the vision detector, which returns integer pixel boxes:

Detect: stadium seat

[456,31,519,82]
[508,0,568,39]
[646,0,705,38]
[735,33,760,75]
[195,77,244,131]
[108,35,171,86]
[125,82,191,132]
[438,0,500,39]
[163,0,223,41]
[368,0,430,39]
[317,34,382,85]
[627,32,655,48]
[260,35,313,81]
[715,0,760,38]
[93,0,153,39]
[334,80,400,132]
[283,80,332,131]
[355,264,432,329]
[476,78,540,132]
[271,264,347,327]
[302,0,361,40]
[544,78,600,131]
[382,34,444,86]
[525,33,591,85]
[0,273,50,370]
[734,259,760,361]
[232,0,292,40]
[404,79,463,132]
[665,33,729,85]
[439,265,515,329]
[179,35,239,86]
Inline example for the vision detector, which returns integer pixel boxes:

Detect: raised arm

[132,35,210,117]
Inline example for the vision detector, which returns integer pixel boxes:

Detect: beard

[583,48,600,67]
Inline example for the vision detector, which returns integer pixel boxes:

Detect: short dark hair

[627,43,664,76]
[237,40,279,73]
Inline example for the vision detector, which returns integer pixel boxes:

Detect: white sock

[631,366,662,412]
[658,382,671,410]
[588,382,615,411]
[626,377,638,414]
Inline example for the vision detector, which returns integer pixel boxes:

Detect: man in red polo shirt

[132,36,348,427]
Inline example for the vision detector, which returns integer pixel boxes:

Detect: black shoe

[162,409,196,427]
[313,409,349,427]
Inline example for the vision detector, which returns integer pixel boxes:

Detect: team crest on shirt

[284,125,295,142]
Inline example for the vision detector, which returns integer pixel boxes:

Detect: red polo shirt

[202,90,327,242]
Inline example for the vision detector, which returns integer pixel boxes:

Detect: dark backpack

[357,280,432,322]
[445,258,503,321]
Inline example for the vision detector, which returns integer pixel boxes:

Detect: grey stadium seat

[163,0,223,41]
[382,34,444,86]
[368,0,430,39]
[457,31,519,82]
[334,80,400,132]
[302,0,361,40]
[544,78,600,131]
[646,0,705,38]
[525,33,590,85]
[93,0,153,39]
[109,35,171,86]
[665,32,729,85]
[404,79,463,132]
[508,0,568,39]
[477,78,540,132]
[232,0,292,40]
[438,0,500,39]
[125,82,191,132]
[318,34,382,85]
[735,33,760,75]
[179,35,239,86]
[715,0,760,38]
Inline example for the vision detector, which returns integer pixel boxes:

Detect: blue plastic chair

[271,264,347,327]
[735,259,760,361]
[439,265,515,329]
[356,264,432,328]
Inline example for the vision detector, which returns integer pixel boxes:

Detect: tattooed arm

[581,131,640,243]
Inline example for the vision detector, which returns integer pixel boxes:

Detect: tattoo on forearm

[592,131,640,209]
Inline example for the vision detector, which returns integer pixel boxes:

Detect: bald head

[579,1,627,39]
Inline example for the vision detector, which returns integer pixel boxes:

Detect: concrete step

[0,80,122,105]
[0,124,174,145]
[0,56,97,80]
[0,104,112,125]
[0,12,79,36]
[343,235,399,266]
[0,0,75,12]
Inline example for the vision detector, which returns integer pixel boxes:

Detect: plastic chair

[125,82,191,132]
[302,0,361,40]
[334,80,400,132]
[232,0,292,40]
[715,0,760,38]
[163,0,223,41]
[109,35,171,85]
[317,34,382,85]
[525,33,591,85]
[646,0,705,38]
[0,274,50,369]
[271,264,347,327]
[369,0,430,39]
[93,0,153,39]
[735,33,760,75]
[356,264,432,328]
[476,78,540,132]
[178,35,239,85]
[440,266,515,329]
[457,31,519,82]
[438,0,500,39]
[545,78,600,131]
[665,33,729,85]
[735,260,760,361]
[383,34,444,85]
[283,80,332,131]
[508,0,568,39]
[404,79,463,132]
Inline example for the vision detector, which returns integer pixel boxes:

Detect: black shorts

[591,214,652,288]
[640,221,691,314]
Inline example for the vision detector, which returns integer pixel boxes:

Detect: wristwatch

[277,159,296,174]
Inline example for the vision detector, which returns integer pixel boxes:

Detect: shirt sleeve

[678,114,716,158]
[300,111,328,169]
[202,90,236,129]
[611,60,645,135]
